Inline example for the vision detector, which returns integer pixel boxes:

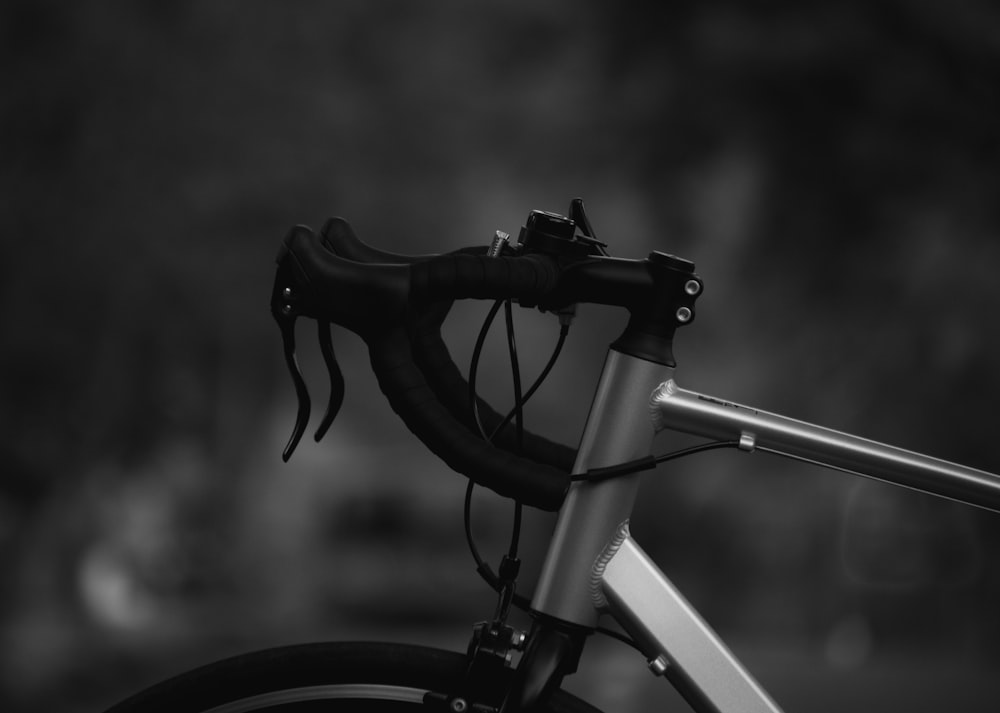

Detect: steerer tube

[652,380,1000,514]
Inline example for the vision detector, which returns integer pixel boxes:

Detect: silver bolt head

[684,279,701,296]
[676,306,692,323]
[738,432,757,452]
[488,230,511,258]
[282,286,294,299]
[648,655,669,676]
[450,698,468,713]
[281,304,293,316]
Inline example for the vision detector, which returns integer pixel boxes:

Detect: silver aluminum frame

[533,349,674,628]
[533,352,783,713]
[534,360,1000,713]
[598,522,783,713]
[651,379,1000,513]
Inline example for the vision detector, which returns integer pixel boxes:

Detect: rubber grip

[320,217,450,264]
[281,225,410,335]
[368,327,570,511]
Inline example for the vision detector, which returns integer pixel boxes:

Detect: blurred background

[2,1,1000,711]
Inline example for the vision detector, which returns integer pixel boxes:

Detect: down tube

[599,523,784,713]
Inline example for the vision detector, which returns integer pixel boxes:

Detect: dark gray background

[2,1,999,711]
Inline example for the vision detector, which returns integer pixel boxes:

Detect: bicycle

[104,199,1000,713]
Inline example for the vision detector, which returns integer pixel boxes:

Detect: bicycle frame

[530,348,1000,713]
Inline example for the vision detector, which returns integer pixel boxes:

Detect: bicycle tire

[104,641,604,713]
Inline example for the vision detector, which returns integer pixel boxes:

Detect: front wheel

[105,641,603,713]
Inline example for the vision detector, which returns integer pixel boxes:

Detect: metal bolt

[676,306,692,323]
[282,287,294,300]
[450,697,468,713]
[648,655,669,676]
[488,230,510,258]
[684,279,701,296]
[511,630,527,649]
[281,303,293,316]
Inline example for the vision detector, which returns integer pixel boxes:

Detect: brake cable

[465,291,568,612]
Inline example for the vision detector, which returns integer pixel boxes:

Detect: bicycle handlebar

[271,207,702,510]
[318,218,578,473]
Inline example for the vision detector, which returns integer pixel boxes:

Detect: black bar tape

[410,253,560,305]
[320,218,575,471]
[368,328,570,511]
[408,312,577,471]
[286,219,573,508]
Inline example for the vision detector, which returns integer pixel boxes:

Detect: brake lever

[270,249,346,462]
[271,259,312,461]
[315,319,345,442]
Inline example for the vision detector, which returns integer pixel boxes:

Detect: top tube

[653,379,1000,514]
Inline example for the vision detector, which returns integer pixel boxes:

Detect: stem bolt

[450,698,468,713]
[282,286,294,300]
[676,306,692,323]
[684,279,701,296]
